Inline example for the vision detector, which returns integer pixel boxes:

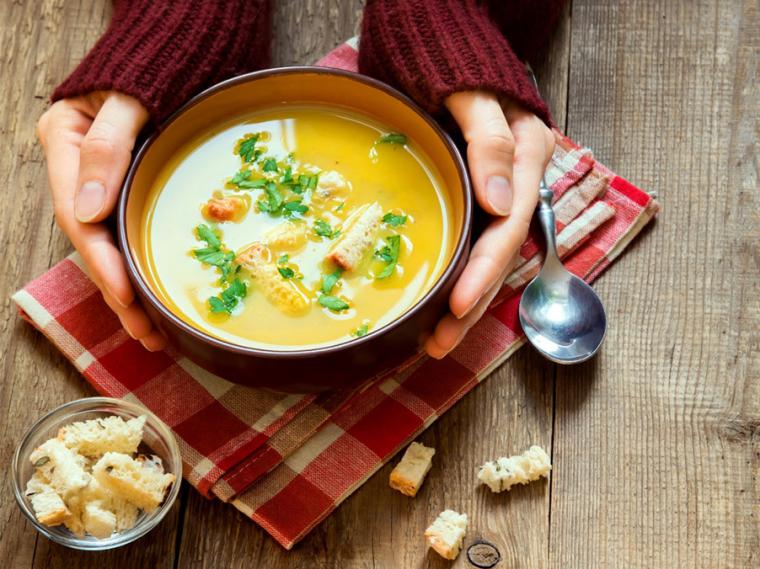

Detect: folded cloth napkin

[13,38,660,549]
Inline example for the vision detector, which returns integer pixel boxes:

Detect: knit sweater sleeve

[358,0,552,124]
[52,0,271,124]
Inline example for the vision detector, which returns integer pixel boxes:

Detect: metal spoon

[518,181,607,364]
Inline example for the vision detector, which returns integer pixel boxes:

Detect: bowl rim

[11,396,183,550]
[117,65,472,359]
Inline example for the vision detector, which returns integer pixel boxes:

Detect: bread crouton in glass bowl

[12,397,182,550]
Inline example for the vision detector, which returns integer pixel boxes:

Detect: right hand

[37,91,166,351]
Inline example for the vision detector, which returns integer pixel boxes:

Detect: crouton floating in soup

[203,195,249,222]
[265,220,308,251]
[326,202,383,272]
[141,106,455,349]
[236,243,310,315]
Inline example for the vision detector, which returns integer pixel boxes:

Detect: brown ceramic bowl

[117,66,472,393]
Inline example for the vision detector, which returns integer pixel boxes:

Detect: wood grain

[553,0,760,568]
[0,1,181,568]
[0,1,756,568]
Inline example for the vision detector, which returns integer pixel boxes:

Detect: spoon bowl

[518,182,607,364]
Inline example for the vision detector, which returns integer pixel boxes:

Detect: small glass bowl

[12,397,183,550]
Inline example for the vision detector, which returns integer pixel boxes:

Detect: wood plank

[552,0,759,567]
[0,1,180,567]
[175,3,570,568]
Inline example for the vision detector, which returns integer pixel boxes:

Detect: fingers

[38,97,164,352]
[439,98,556,355]
[448,104,555,319]
[75,93,148,223]
[425,270,506,359]
[77,230,136,308]
[504,105,555,225]
[102,293,167,352]
[446,91,515,216]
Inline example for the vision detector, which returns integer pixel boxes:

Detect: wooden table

[1,1,757,567]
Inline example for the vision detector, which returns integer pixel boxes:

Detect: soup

[141,105,455,350]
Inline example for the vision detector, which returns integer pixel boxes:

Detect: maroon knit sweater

[53,0,565,126]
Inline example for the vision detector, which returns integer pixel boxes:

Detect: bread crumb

[425,509,468,560]
[57,415,145,456]
[25,413,173,540]
[93,452,175,512]
[389,442,435,497]
[477,445,551,493]
[326,202,382,271]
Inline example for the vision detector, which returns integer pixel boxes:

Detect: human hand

[37,91,166,351]
[425,91,555,359]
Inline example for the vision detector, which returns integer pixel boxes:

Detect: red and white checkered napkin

[12,39,660,549]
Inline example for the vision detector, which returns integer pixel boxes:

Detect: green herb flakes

[237,179,267,190]
[352,323,369,337]
[321,268,343,294]
[231,169,251,185]
[318,295,349,312]
[314,219,338,238]
[375,234,401,279]
[196,224,221,249]
[376,132,407,145]
[277,254,290,265]
[283,199,309,215]
[278,267,295,279]
[258,181,284,213]
[208,278,247,314]
[382,212,407,227]
[193,248,234,267]
[262,158,278,172]
[238,134,260,163]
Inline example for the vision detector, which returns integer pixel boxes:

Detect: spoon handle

[537,180,561,264]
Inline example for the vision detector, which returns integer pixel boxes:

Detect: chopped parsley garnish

[375,235,401,279]
[352,323,369,337]
[258,181,284,213]
[281,166,293,184]
[194,247,234,267]
[299,173,319,191]
[314,219,338,238]
[376,132,407,145]
[238,134,260,163]
[321,268,343,294]
[382,212,407,227]
[208,278,247,314]
[277,267,295,279]
[196,224,221,249]
[283,199,309,215]
[231,169,251,185]
[334,202,345,212]
[277,254,289,265]
[262,157,278,172]
[193,224,242,310]
[237,179,267,190]
[318,295,349,312]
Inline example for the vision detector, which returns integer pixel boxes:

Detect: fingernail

[459,302,476,319]
[75,181,107,222]
[486,176,512,215]
[104,283,130,309]
[123,323,137,340]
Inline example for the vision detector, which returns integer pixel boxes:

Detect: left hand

[425,91,555,359]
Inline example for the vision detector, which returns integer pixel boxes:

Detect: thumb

[75,93,149,223]
[445,91,515,216]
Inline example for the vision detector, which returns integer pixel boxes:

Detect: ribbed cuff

[358,0,552,125]
[52,0,271,125]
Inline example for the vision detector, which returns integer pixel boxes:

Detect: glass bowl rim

[12,396,183,551]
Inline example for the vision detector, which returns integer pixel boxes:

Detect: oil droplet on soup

[141,106,455,350]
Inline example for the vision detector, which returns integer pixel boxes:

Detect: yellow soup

[142,106,455,350]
